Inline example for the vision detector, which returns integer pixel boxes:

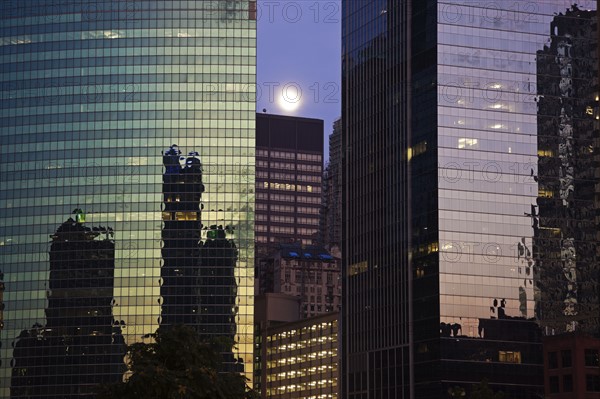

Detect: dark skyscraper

[11,216,125,398]
[342,1,598,398]
[255,113,324,252]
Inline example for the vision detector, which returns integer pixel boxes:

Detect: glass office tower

[342,1,598,398]
[0,1,256,396]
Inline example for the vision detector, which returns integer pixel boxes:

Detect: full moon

[277,86,301,112]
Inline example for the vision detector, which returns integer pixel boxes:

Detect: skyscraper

[255,113,324,252]
[0,1,256,394]
[342,1,598,398]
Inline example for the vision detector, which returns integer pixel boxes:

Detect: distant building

[253,293,302,394]
[543,332,600,398]
[257,244,341,319]
[253,244,342,398]
[255,113,324,253]
[260,311,339,399]
[321,118,342,253]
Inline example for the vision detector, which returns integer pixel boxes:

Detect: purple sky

[257,0,341,160]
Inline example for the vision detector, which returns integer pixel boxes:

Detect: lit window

[458,138,478,149]
[499,351,521,363]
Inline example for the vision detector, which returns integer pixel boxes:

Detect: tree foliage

[97,325,258,399]
[469,379,506,399]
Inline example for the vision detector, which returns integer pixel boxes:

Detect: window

[585,349,600,367]
[499,351,521,364]
[548,352,558,369]
[586,375,600,392]
[549,376,559,393]
[563,374,573,392]
[562,350,572,368]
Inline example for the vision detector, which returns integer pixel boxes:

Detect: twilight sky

[256,0,341,160]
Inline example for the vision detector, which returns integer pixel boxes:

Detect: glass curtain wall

[0,1,256,396]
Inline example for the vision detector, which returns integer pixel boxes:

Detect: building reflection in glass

[160,145,205,326]
[10,213,126,398]
[160,145,239,369]
[534,5,600,335]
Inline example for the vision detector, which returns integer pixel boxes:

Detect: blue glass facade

[0,1,256,396]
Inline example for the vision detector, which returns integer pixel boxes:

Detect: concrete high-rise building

[0,1,256,395]
[341,1,599,398]
[255,113,324,252]
[256,244,341,319]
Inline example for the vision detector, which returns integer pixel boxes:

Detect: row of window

[2,92,259,110]
[256,150,322,162]
[255,204,320,215]
[1,10,255,27]
[285,284,325,295]
[266,364,336,382]
[258,181,320,193]
[1,56,256,74]
[548,349,600,369]
[3,129,255,146]
[254,224,318,236]
[256,161,321,172]
[549,374,600,393]
[256,171,321,183]
[0,32,256,48]
[255,193,320,204]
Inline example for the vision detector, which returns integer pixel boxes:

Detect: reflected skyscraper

[534,5,600,335]
[198,224,239,341]
[161,145,239,341]
[342,1,598,398]
[0,1,256,394]
[11,216,126,398]
[322,118,343,251]
[160,145,205,326]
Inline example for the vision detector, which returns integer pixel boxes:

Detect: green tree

[97,325,258,399]
[469,379,506,399]
[447,385,466,397]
